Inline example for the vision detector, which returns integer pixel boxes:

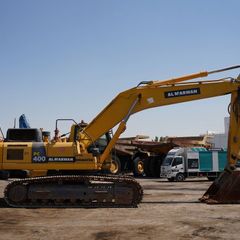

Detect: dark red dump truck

[113,136,177,177]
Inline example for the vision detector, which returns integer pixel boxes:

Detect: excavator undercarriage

[4,175,143,208]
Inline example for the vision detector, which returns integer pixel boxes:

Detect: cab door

[172,156,184,173]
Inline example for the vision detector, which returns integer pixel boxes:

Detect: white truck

[160,147,227,181]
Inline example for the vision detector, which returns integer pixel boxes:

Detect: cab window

[172,156,183,166]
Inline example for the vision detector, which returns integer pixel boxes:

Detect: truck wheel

[175,173,185,182]
[167,177,174,182]
[143,158,152,177]
[133,157,145,177]
[109,156,121,175]
[149,156,164,178]
[149,157,157,177]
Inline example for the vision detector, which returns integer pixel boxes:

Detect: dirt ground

[0,178,239,240]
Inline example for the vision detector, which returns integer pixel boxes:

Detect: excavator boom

[81,78,240,148]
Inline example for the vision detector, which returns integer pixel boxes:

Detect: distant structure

[157,117,229,149]
[166,135,213,148]
[211,117,229,149]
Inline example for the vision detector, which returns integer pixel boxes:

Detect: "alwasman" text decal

[164,88,200,98]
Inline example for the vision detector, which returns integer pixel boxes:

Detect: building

[212,117,229,149]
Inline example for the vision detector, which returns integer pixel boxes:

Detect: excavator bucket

[200,170,240,204]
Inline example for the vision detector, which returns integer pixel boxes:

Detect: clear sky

[0,0,239,139]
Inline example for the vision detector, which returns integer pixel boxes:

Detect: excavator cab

[87,131,112,154]
[5,128,43,142]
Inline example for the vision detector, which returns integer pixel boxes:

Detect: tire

[149,156,164,178]
[143,157,152,177]
[167,177,175,182]
[149,157,157,177]
[109,156,121,175]
[145,157,162,178]
[133,157,145,177]
[175,173,185,182]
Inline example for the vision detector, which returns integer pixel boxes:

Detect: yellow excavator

[1,65,240,207]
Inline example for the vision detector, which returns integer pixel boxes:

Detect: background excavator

[1,65,240,207]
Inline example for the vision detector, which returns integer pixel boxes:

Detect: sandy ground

[0,178,239,240]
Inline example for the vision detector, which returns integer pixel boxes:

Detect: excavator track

[4,175,143,208]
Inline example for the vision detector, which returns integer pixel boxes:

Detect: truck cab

[160,148,185,181]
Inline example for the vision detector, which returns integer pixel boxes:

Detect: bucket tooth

[200,170,240,204]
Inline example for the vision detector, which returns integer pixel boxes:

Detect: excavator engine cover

[200,170,240,204]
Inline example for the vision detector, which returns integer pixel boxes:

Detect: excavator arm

[227,89,240,167]
[79,66,240,151]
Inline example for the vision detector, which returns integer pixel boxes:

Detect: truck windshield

[162,157,173,166]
